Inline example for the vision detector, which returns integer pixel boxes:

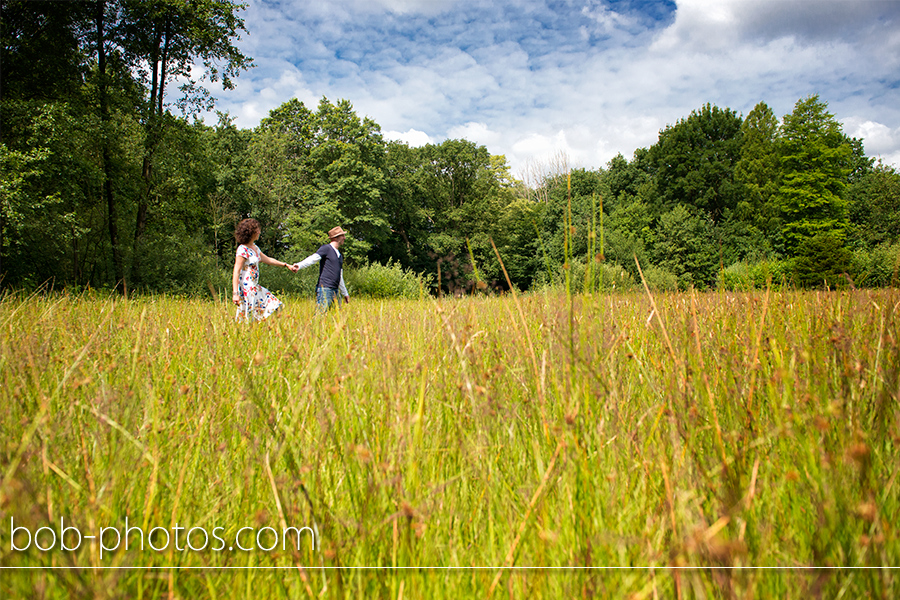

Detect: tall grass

[1,285,898,598]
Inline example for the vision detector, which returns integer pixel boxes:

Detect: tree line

[3,1,899,295]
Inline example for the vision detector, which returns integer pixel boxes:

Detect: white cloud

[204,0,900,173]
[843,117,900,164]
[384,128,434,146]
[447,122,501,146]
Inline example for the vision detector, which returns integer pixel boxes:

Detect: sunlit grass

[1,286,898,598]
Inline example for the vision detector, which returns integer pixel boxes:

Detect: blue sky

[200,0,900,177]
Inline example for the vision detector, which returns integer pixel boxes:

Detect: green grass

[1,287,898,598]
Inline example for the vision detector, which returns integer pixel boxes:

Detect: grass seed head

[855,502,877,522]
[849,443,870,464]
[353,445,372,463]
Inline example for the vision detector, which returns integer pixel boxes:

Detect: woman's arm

[232,255,246,306]
[258,250,295,270]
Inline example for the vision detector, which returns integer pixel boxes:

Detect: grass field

[1,287,898,598]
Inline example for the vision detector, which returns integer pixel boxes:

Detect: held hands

[287,263,300,273]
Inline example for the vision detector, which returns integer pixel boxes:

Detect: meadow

[1,286,898,599]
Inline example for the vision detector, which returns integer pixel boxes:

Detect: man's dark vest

[316,244,343,289]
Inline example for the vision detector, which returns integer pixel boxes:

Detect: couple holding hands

[231,218,349,322]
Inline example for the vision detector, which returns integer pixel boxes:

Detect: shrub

[719,259,792,291]
[134,230,223,296]
[261,260,319,296]
[852,243,900,288]
[531,258,636,293]
[793,233,853,289]
[344,260,433,299]
[640,265,679,292]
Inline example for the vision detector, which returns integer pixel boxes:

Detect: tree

[652,204,718,289]
[250,97,390,260]
[306,98,389,253]
[646,103,744,223]
[793,233,852,289]
[776,95,852,255]
[419,140,513,290]
[0,0,90,103]
[603,152,650,213]
[735,101,780,238]
[848,162,900,248]
[495,197,544,289]
[205,113,251,267]
[378,141,433,267]
[0,1,93,285]
[116,0,252,284]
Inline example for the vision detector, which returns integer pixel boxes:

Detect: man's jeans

[316,286,341,314]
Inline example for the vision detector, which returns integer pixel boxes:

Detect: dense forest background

[3,1,899,297]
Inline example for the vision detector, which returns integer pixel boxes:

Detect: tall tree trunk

[131,24,164,285]
[96,0,125,291]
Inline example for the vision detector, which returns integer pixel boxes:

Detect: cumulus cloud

[384,128,434,146]
[843,117,900,166]
[206,0,900,173]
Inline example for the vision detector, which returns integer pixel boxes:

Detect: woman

[232,218,298,322]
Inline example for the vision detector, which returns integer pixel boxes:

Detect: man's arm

[338,271,349,302]
[293,253,322,270]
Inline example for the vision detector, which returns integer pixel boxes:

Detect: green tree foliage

[848,162,900,248]
[603,151,650,211]
[603,194,653,278]
[203,113,251,264]
[537,169,604,264]
[0,0,251,292]
[115,0,252,283]
[776,95,852,254]
[646,103,744,223]
[251,97,388,258]
[5,5,899,304]
[793,233,853,289]
[495,197,545,289]
[652,204,718,289]
[306,98,388,252]
[417,140,516,291]
[598,151,656,278]
[378,141,433,266]
[0,0,90,103]
[735,101,780,237]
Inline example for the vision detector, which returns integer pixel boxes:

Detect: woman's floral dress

[235,244,283,322]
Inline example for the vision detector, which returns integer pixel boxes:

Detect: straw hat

[328,226,347,239]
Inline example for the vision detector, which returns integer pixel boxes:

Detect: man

[293,226,350,313]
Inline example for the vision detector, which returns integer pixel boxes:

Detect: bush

[344,260,433,299]
[531,258,636,293]
[640,265,679,292]
[793,233,853,289]
[134,230,223,296]
[718,260,792,291]
[852,243,900,288]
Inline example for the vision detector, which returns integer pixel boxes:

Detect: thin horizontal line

[2,566,897,570]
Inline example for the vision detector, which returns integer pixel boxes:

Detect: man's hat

[328,226,347,239]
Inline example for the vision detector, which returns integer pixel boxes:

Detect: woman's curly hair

[234,218,261,245]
